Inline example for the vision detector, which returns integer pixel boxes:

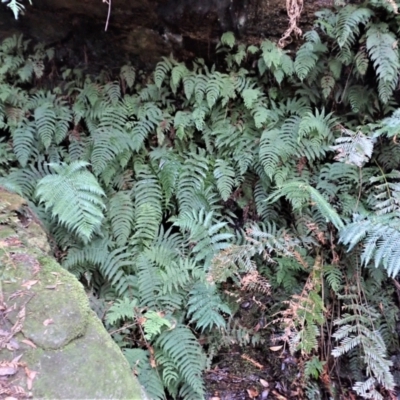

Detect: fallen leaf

[261,389,270,400]
[6,338,19,350]
[11,354,23,363]
[260,378,269,387]
[269,345,283,351]
[43,319,53,326]
[0,365,18,376]
[271,390,287,400]
[21,280,38,289]
[21,339,37,348]
[247,387,259,399]
[241,354,264,369]
[25,367,37,390]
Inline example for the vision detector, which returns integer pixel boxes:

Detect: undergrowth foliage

[1,0,400,398]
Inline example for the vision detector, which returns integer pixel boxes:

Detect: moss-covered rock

[0,188,147,399]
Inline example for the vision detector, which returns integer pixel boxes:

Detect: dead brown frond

[241,270,271,295]
[272,256,324,355]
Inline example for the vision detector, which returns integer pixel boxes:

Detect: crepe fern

[2,2,400,397]
[35,161,105,243]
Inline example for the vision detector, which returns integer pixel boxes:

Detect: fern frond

[334,6,374,48]
[213,159,235,201]
[366,23,400,103]
[11,118,36,166]
[332,128,374,167]
[124,348,165,400]
[155,325,206,397]
[295,31,327,81]
[108,191,134,246]
[187,282,230,331]
[340,214,400,277]
[36,161,106,243]
[267,181,344,229]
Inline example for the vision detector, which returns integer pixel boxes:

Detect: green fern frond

[143,310,172,340]
[120,64,136,89]
[187,282,230,331]
[133,165,162,246]
[177,149,209,213]
[172,209,233,267]
[11,118,36,166]
[267,181,344,229]
[108,191,134,246]
[213,159,235,201]
[295,31,327,81]
[335,5,374,48]
[366,23,400,103]
[35,161,105,243]
[106,297,137,325]
[340,214,400,277]
[124,348,165,400]
[155,325,206,397]
[154,57,174,89]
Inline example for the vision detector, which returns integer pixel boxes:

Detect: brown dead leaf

[21,280,38,289]
[271,391,287,400]
[247,387,259,399]
[21,339,36,348]
[241,354,264,370]
[43,319,53,326]
[0,365,18,376]
[6,338,19,351]
[260,378,269,387]
[25,367,37,390]
[269,345,283,351]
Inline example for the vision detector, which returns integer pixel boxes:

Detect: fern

[2,8,400,397]
[108,191,134,246]
[120,64,136,89]
[133,165,162,246]
[267,181,344,229]
[332,301,394,399]
[124,348,165,400]
[331,128,374,167]
[35,161,106,243]
[106,297,137,325]
[340,214,400,277]
[155,325,206,398]
[334,6,374,48]
[172,209,233,267]
[366,23,400,103]
[187,282,231,331]
[295,31,327,81]
[213,159,236,201]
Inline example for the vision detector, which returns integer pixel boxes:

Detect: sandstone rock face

[0,189,147,399]
[0,0,336,70]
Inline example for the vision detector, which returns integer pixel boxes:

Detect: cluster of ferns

[1,1,400,398]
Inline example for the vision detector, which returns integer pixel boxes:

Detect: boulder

[0,188,147,399]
